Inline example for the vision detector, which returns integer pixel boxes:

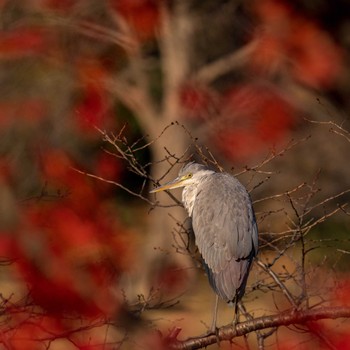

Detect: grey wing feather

[192,173,258,301]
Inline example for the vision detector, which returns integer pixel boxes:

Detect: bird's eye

[187,173,193,178]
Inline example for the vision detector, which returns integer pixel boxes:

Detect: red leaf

[288,19,343,88]
[5,313,64,350]
[0,99,47,127]
[15,203,121,317]
[75,86,108,131]
[0,29,48,57]
[42,0,75,11]
[335,334,350,350]
[250,0,343,88]
[95,152,122,181]
[74,59,112,133]
[0,234,14,258]
[110,0,159,40]
[214,84,297,162]
[179,84,217,120]
[334,279,350,305]
[154,263,190,295]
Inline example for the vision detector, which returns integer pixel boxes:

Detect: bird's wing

[192,173,258,275]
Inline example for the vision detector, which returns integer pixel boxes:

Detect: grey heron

[150,162,258,331]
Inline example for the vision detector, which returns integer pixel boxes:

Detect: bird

[150,162,258,331]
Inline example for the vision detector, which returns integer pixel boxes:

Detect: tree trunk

[126,1,197,298]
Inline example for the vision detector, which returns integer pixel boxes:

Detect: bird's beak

[149,176,185,193]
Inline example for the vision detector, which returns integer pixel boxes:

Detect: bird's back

[191,172,258,302]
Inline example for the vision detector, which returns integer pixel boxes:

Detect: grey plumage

[150,162,258,327]
[180,163,258,303]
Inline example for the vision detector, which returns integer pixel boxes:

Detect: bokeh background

[0,0,349,349]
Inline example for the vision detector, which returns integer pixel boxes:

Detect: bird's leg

[232,298,239,328]
[210,294,219,333]
[210,294,221,346]
[187,295,220,342]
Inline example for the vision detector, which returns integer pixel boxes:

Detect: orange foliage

[250,0,343,88]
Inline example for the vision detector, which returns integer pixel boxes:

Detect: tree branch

[170,306,350,350]
[193,39,259,84]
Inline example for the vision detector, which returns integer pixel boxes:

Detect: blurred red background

[0,0,349,349]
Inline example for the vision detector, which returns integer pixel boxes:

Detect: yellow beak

[149,177,185,193]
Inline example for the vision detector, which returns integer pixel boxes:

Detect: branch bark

[170,306,350,350]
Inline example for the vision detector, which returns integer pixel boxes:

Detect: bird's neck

[182,185,198,217]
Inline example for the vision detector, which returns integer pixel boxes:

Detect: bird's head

[150,162,214,193]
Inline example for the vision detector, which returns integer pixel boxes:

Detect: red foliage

[250,0,343,89]
[8,150,131,317]
[95,152,122,182]
[110,0,159,40]
[0,25,131,316]
[0,100,47,128]
[139,328,182,350]
[3,309,120,350]
[155,263,190,295]
[335,334,350,350]
[4,312,65,350]
[214,84,297,162]
[75,85,109,132]
[42,0,75,11]
[334,278,350,306]
[307,320,350,350]
[179,84,217,120]
[0,0,155,346]
[77,345,116,350]
[0,158,13,183]
[13,203,122,317]
[0,233,14,258]
[40,150,100,215]
[0,28,48,58]
[75,59,113,134]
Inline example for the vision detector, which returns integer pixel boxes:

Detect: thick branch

[170,306,350,350]
[158,1,193,125]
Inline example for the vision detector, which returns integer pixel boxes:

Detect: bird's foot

[202,327,221,346]
[209,327,219,337]
[212,327,221,346]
